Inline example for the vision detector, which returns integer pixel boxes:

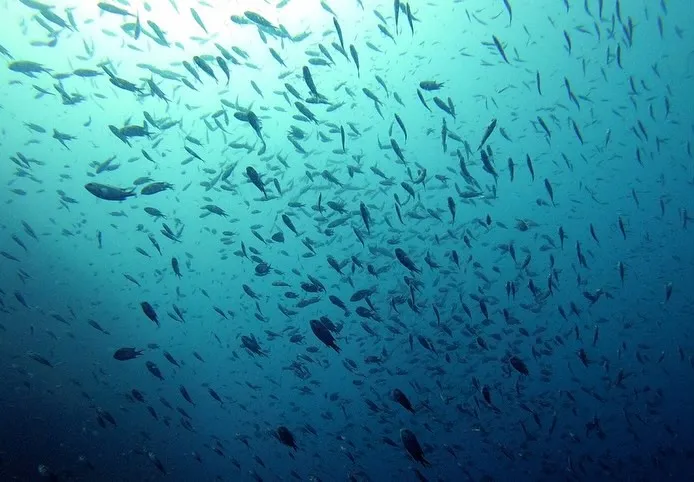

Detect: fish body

[141,182,173,195]
[85,183,135,201]
[146,361,164,380]
[349,45,360,76]
[9,60,51,76]
[477,118,497,151]
[190,8,207,33]
[395,248,420,274]
[400,429,431,467]
[246,166,267,198]
[276,426,298,450]
[141,302,159,327]
[193,56,217,82]
[392,389,415,413]
[98,2,133,16]
[419,80,443,91]
[310,319,340,352]
[113,347,143,360]
[492,35,509,63]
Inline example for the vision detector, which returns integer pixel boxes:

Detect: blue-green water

[1,0,693,481]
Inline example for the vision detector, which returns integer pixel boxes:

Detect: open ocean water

[0,0,693,481]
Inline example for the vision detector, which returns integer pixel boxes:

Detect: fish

[419,80,444,91]
[477,118,497,151]
[349,45,360,77]
[275,426,298,451]
[310,319,340,352]
[503,0,513,25]
[141,301,159,327]
[97,2,133,16]
[27,351,54,367]
[84,183,136,201]
[492,35,510,63]
[190,8,207,33]
[526,155,535,181]
[113,347,143,361]
[400,429,431,467]
[193,56,217,82]
[392,388,415,413]
[416,89,431,111]
[509,356,529,375]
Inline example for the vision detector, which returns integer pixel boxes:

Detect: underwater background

[1,0,693,481]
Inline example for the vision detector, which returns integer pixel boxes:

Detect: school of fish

[1,0,693,481]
